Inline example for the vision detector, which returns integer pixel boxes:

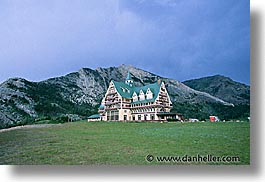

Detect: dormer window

[139,90,145,101]
[133,92,138,102]
[146,88,153,99]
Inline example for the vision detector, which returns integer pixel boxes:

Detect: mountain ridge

[0,65,249,128]
[183,74,250,105]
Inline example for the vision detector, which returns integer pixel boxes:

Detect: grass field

[0,121,250,165]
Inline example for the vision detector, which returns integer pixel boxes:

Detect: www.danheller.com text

[146,154,240,163]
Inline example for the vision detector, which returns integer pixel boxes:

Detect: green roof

[112,81,133,98]
[126,71,132,81]
[157,112,178,116]
[98,104,105,109]
[88,114,100,119]
[112,80,162,103]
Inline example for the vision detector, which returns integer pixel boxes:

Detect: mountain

[0,65,248,128]
[183,75,250,105]
[182,75,250,122]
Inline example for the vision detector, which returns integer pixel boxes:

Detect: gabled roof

[131,82,161,104]
[111,80,162,103]
[112,81,133,99]
[99,104,105,109]
[88,114,100,119]
[126,71,132,81]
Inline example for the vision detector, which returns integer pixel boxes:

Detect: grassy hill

[0,121,250,165]
[183,75,250,105]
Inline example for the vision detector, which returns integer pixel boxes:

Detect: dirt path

[0,124,61,133]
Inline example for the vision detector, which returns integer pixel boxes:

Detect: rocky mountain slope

[0,65,249,128]
[183,75,250,105]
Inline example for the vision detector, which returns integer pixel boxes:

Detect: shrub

[167,118,179,122]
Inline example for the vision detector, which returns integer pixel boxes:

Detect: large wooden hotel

[94,72,180,122]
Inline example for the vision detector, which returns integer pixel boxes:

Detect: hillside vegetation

[0,65,250,128]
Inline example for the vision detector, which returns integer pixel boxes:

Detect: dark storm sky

[0,0,250,84]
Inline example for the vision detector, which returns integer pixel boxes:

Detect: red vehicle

[210,116,220,122]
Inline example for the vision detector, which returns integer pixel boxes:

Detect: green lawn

[0,121,250,165]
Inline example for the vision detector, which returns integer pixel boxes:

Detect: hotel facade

[98,72,180,122]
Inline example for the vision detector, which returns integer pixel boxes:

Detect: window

[133,92,138,102]
[146,88,153,99]
[139,90,145,101]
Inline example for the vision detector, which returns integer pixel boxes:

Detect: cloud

[0,0,249,84]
